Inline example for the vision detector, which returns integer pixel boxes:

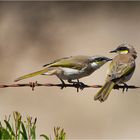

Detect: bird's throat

[119,50,129,54]
[91,62,99,68]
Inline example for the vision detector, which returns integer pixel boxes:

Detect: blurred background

[0,1,140,139]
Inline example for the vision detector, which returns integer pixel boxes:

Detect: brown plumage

[94,43,137,102]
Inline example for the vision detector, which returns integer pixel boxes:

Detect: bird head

[110,43,137,59]
[90,56,112,68]
[110,43,137,58]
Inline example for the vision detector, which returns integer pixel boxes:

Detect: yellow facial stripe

[119,50,128,54]
[95,61,104,65]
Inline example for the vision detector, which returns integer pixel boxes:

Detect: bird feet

[60,82,67,90]
[68,79,86,92]
[73,82,86,92]
[59,79,86,92]
[113,83,129,92]
[122,83,129,92]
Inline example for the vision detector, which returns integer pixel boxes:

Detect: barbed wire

[0,81,139,92]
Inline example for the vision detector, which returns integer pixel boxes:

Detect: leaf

[1,128,12,140]
[40,134,50,140]
[17,117,22,140]
[0,127,3,139]
[20,122,28,140]
[20,131,26,140]
[17,115,21,130]
[31,124,36,140]
[61,132,66,140]
[60,129,66,140]
[12,111,22,139]
[30,117,37,140]
[33,118,37,126]
[4,120,15,137]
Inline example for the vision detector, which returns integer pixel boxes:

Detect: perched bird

[94,43,137,102]
[14,55,112,89]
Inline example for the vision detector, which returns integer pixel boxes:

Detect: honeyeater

[94,43,137,102]
[15,55,112,88]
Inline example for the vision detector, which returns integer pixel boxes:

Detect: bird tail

[94,81,115,102]
[14,68,52,82]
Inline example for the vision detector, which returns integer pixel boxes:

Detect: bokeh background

[0,1,140,139]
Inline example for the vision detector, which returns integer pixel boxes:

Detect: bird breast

[60,67,80,75]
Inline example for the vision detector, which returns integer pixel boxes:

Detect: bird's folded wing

[107,62,135,80]
[43,57,88,70]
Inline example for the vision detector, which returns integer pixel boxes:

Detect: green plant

[40,127,66,140]
[0,111,66,140]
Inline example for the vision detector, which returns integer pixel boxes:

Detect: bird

[14,55,112,90]
[94,43,137,102]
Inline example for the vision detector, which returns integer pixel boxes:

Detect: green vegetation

[0,112,66,140]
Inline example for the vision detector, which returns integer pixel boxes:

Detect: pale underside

[43,62,99,80]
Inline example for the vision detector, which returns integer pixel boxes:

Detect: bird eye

[118,47,128,51]
[100,58,104,61]
[97,58,104,61]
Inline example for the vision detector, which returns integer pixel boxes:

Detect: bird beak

[109,49,117,53]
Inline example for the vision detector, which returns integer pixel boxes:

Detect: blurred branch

[0,81,139,91]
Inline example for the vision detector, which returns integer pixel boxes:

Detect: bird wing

[107,55,135,81]
[43,56,89,70]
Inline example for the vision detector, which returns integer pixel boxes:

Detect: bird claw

[122,86,128,92]
[73,82,86,92]
[122,83,129,93]
[60,83,66,90]
[114,84,129,92]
